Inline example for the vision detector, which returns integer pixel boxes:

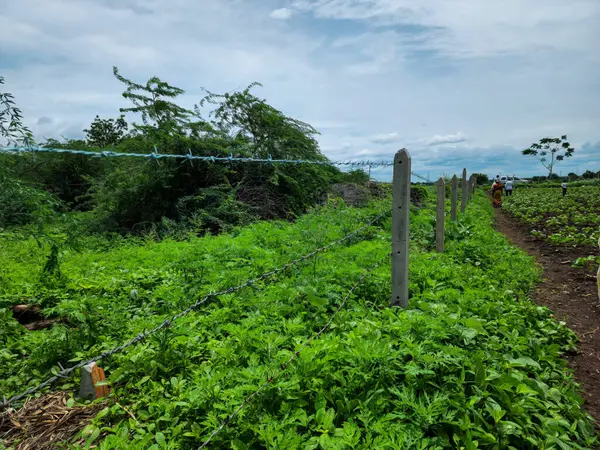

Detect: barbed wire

[197,252,391,449]
[0,209,390,411]
[0,146,431,182]
[410,172,432,183]
[0,146,394,167]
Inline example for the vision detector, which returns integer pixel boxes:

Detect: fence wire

[0,146,431,181]
[198,252,391,449]
[0,146,393,167]
[0,209,390,411]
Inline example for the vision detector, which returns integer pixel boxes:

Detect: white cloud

[426,132,468,146]
[293,0,600,59]
[0,0,598,179]
[270,7,294,20]
[371,132,402,144]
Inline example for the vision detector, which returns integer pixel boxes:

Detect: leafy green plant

[572,255,600,269]
[0,192,596,449]
[504,186,600,247]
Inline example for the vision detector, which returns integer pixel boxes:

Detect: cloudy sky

[1,0,599,181]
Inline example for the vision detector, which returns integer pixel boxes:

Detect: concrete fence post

[451,175,458,222]
[436,177,445,253]
[461,168,468,213]
[391,149,411,308]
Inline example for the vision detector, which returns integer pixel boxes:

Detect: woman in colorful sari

[491,180,503,207]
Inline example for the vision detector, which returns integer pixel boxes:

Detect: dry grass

[0,392,105,449]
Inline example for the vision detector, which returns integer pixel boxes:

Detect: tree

[522,135,574,178]
[84,115,128,147]
[112,66,207,141]
[0,76,34,145]
[582,170,596,179]
[567,172,579,181]
[200,83,324,161]
[473,173,489,185]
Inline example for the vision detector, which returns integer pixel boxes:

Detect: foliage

[112,66,206,141]
[0,172,60,228]
[1,68,346,235]
[74,69,342,234]
[200,82,323,160]
[582,170,599,180]
[84,115,129,147]
[503,186,600,247]
[518,178,600,189]
[522,135,575,178]
[0,76,34,145]
[0,194,597,449]
[572,255,600,269]
[0,140,105,209]
[473,173,489,185]
[341,169,370,185]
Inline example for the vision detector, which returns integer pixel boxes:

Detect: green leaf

[463,317,485,333]
[507,357,541,370]
[155,431,166,446]
[485,401,506,424]
[231,439,248,450]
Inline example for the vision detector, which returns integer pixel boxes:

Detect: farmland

[503,186,600,248]
[1,190,598,449]
[497,185,600,428]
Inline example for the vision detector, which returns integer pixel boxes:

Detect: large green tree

[200,83,324,161]
[522,135,575,178]
[84,68,339,234]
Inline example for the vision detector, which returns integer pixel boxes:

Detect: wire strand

[0,146,393,167]
[0,146,432,181]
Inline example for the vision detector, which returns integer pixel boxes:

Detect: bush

[0,175,60,228]
[340,168,370,185]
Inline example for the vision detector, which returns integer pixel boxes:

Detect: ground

[494,208,600,423]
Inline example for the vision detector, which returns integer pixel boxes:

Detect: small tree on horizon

[522,135,574,178]
[473,173,489,185]
[84,115,128,147]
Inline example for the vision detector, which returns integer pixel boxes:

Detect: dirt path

[494,208,600,423]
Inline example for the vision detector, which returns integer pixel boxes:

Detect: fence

[0,146,432,182]
[390,149,477,307]
[0,145,480,447]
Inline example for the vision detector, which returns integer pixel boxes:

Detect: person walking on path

[505,179,514,196]
[562,181,568,196]
[491,180,503,207]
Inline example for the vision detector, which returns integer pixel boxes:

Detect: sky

[1,0,599,181]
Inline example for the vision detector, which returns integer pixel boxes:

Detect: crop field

[1,190,598,449]
[498,184,600,429]
[503,186,600,248]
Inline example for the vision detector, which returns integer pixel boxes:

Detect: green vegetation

[1,70,598,449]
[503,186,600,247]
[0,76,34,145]
[0,69,361,236]
[1,192,597,449]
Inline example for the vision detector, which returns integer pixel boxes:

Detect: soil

[493,208,600,423]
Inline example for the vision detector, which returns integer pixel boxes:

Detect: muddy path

[493,208,600,423]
